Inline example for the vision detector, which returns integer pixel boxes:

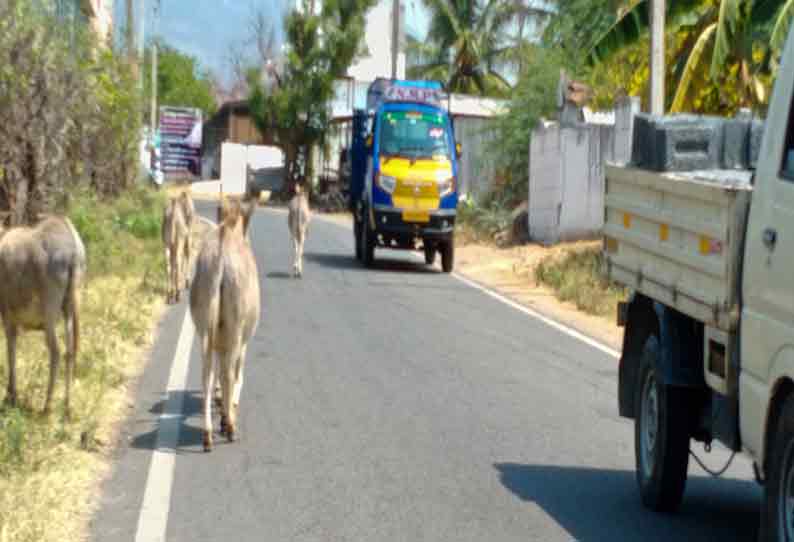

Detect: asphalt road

[91,204,761,542]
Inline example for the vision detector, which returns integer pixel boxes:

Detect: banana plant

[588,0,789,112]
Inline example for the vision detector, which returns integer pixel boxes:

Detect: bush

[0,0,142,226]
[490,47,569,206]
[535,246,625,317]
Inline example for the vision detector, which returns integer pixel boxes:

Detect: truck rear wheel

[361,212,375,268]
[354,220,363,261]
[635,334,691,512]
[440,241,454,273]
[762,395,794,541]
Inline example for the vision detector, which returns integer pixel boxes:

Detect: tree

[407,0,518,96]
[585,0,793,113]
[143,41,217,118]
[247,0,375,190]
[0,0,143,224]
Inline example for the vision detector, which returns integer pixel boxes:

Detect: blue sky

[114,0,288,83]
[112,0,439,85]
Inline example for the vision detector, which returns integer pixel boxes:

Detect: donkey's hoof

[203,431,213,452]
[226,424,236,443]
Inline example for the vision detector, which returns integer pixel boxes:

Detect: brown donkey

[190,197,259,452]
[0,216,85,418]
[162,191,193,303]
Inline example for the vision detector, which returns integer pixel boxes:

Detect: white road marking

[134,309,195,542]
[451,272,620,359]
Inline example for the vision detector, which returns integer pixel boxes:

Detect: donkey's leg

[63,312,76,421]
[43,320,61,417]
[4,322,17,407]
[201,336,215,452]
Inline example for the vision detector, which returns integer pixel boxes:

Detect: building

[56,0,114,43]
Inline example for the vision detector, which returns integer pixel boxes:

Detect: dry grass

[0,185,208,542]
[534,243,626,318]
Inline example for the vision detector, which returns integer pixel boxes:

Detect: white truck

[606,25,794,541]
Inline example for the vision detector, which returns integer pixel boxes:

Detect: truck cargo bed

[603,164,752,331]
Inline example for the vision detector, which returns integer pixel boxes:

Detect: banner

[159,106,203,177]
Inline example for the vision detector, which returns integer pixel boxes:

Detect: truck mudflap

[619,295,706,419]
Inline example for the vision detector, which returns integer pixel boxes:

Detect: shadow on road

[305,251,438,274]
[494,463,760,541]
[266,271,293,279]
[130,390,207,454]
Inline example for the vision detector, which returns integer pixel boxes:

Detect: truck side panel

[604,165,751,332]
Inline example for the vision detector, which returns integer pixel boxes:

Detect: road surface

[91,204,760,541]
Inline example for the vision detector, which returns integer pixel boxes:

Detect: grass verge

[0,185,171,542]
[535,245,626,318]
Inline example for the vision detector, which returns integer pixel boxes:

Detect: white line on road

[452,272,620,358]
[134,309,195,542]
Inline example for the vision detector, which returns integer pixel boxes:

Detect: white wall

[528,97,640,244]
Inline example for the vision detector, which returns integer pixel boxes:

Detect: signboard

[383,85,446,107]
[159,106,203,178]
[366,78,447,112]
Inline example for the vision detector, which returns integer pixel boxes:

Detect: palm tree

[588,0,793,112]
[407,0,518,96]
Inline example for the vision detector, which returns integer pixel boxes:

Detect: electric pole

[126,0,137,80]
[649,0,665,115]
[391,0,400,79]
[151,0,160,137]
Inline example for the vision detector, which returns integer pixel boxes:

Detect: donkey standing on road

[190,197,260,452]
[162,191,194,303]
[0,215,85,419]
[287,183,311,278]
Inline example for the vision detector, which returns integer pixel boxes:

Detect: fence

[528,96,639,244]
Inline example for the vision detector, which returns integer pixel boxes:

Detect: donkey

[287,183,311,278]
[162,191,193,303]
[190,197,260,452]
[0,215,85,419]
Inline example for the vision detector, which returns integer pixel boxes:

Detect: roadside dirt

[454,241,623,352]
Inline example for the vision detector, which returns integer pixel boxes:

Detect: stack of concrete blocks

[631,109,764,172]
[528,96,640,244]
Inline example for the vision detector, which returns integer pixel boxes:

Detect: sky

[114,0,288,84]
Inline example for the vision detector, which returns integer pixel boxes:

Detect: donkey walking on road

[287,183,311,278]
[162,191,194,303]
[190,197,260,452]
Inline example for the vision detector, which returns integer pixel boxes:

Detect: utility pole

[391,0,400,79]
[126,0,137,80]
[138,0,145,90]
[151,0,160,138]
[649,0,665,115]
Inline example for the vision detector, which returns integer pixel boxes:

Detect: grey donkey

[0,215,85,419]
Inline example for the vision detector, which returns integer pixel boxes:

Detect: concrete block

[632,114,724,171]
[722,118,751,170]
[650,116,724,171]
[749,119,764,169]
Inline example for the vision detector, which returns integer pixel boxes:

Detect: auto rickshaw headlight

[438,176,455,197]
[376,174,397,194]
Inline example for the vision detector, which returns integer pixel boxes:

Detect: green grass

[456,199,513,244]
[535,246,626,318]
[0,184,170,542]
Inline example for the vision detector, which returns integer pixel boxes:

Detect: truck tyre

[361,212,375,268]
[424,244,436,265]
[441,241,454,273]
[762,394,794,541]
[354,220,363,261]
[634,333,691,512]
